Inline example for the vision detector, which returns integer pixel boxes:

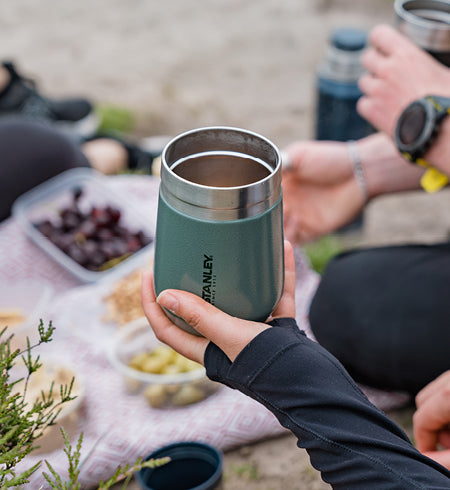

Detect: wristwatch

[394,95,450,192]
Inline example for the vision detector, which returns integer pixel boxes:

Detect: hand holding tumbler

[154,126,284,335]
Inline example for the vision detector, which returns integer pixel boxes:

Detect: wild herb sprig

[0,320,73,488]
[0,321,169,489]
[43,429,170,490]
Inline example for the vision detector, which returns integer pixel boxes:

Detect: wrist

[356,133,424,199]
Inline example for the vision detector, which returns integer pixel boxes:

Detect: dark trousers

[0,118,89,222]
[309,243,450,395]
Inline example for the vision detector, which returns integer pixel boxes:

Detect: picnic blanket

[1,174,409,488]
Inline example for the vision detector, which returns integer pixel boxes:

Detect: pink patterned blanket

[2,175,409,488]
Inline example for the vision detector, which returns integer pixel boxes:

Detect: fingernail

[157,291,179,314]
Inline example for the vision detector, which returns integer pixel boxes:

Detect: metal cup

[394,0,450,66]
[154,126,284,335]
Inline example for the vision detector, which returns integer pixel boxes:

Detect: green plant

[230,462,259,480]
[96,104,135,134]
[0,321,73,488]
[43,430,168,490]
[0,322,168,489]
[302,234,343,274]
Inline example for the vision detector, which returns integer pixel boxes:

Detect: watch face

[398,102,427,146]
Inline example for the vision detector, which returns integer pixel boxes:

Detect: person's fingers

[413,389,450,452]
[416,370,450,407]
[414,412,439,452]
[145,245,298,363]
[272,240,296,319]
[283,215,297,244]
[420,450,450,471]
[141,270,209,365]
[156,288,226,340]
[282,141,354,184]
[361,47,387,77]
[368,24,410,56]
[358,72,382,97]
[439,429,450,450]
[156,287,269,362]
[356,95,385,132]
[283,212,318,245]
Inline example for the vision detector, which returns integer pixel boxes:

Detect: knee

[308,250,373,354]
[309,254,348,346]
[3,119,87,171]
[0,118,89,220]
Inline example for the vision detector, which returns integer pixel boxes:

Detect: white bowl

[108,317,220,408]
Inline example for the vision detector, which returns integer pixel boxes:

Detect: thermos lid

[331,28,367,51]
[318,27,368,83]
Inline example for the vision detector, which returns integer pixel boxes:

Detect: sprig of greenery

[0,321,169,489]
[43,429,82,490]
[43,429,170,490]
[97,456,170,490]
[0,320,71,488]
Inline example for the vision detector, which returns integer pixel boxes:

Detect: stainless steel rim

[394,0,450,52]
[160,126,282,221]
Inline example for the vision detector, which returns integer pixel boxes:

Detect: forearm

[205,319,450,489]
[357,132,424,199]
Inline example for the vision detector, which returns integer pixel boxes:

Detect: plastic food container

[0,280,54,351]
[108,317,220,408]
[12,168,155,283]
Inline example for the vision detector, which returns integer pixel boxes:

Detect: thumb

[157,289,227,340]
[157,290,268,362]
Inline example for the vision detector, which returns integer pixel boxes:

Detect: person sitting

[281,24,450,470]
[0,116,164,222]
[0,60,167,222]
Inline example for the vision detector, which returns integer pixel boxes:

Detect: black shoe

[0,61,99,138]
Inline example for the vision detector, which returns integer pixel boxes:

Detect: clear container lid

[12,168,155,283]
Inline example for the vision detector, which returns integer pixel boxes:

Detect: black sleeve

[204,318,450,489]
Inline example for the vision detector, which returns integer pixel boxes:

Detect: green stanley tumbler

[154,126,284,335]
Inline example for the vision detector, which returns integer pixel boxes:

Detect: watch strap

[427,95,450,117]
[416,158,449,193]
[418,96,450,193]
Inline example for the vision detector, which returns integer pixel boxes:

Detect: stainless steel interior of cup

[394,0,450,52]
[160,126,282,221]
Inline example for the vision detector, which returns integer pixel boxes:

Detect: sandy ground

[3,0,450,488]
[2,0,395,148]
